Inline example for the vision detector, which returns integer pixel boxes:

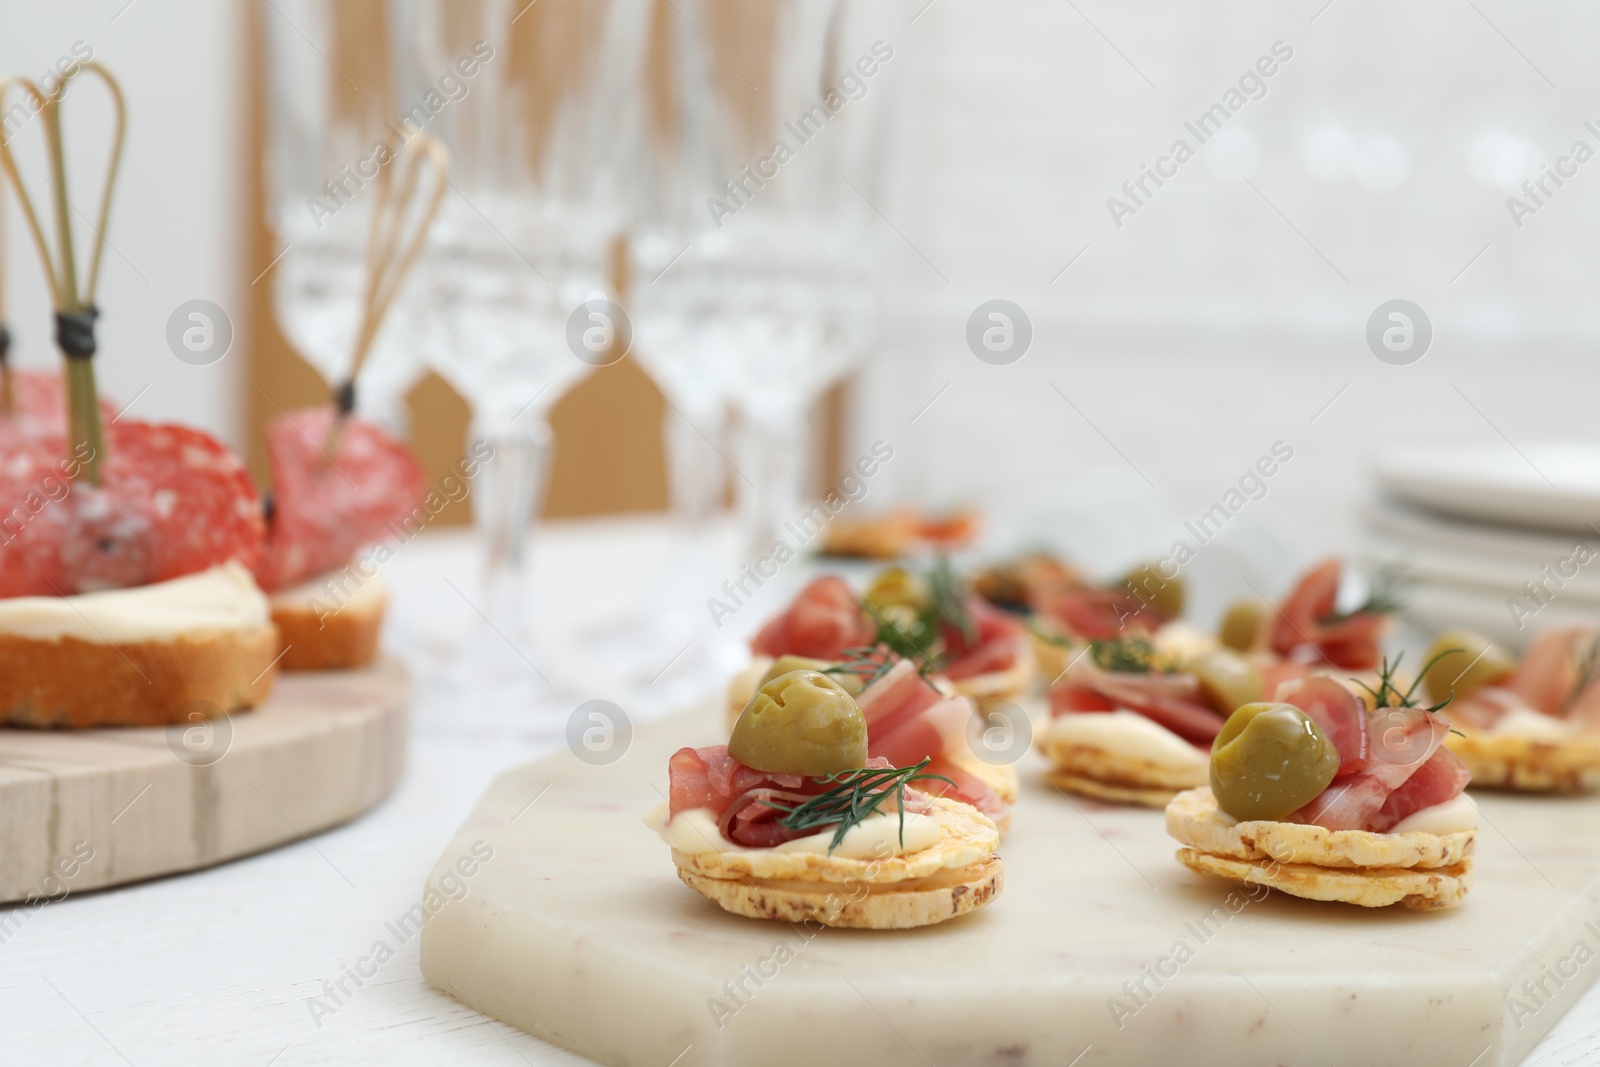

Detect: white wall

[848,0,1600,587]
[1,0,245,446]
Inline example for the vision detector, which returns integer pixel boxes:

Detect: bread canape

[740,561,1036,710]
[649,669,1003,928]
[0,64,278,727]
[250,138,443,671]
[1427,626,1600,792]
[819,507,978,560]
[729,647,1018,832]
[1167,664,1477,911]
[1040,560,1402,807]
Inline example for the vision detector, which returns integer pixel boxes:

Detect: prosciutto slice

[1289,705,1453,831]
[1276,676,1368,775]
[942,598,1026,680]
[1448,626,1600,730]
[751,576,878,660]
[1036,585,1162,641]
[667,745,925,848]
[1367,747,1472,833]
[1270,559,1390,670]
[1050,659,1225,746]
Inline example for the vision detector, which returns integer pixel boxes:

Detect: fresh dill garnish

[1351,651,1454,714]
[1564,633,1600,712]
[1089,637,1160,674]
[823,646,909,687]
[1324,565,1408,622]
[761,758,954,853]
[927,556,977,646]
[857,556,976,674]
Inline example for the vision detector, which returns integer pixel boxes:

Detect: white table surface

[3,517,1599,1066]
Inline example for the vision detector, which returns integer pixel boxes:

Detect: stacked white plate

[1364,444,1600,649]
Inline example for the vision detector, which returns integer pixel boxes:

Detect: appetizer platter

[423,543,1600,1065]
[0,66,438,896]
[421,694,1600,1067]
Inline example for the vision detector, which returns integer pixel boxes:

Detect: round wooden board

[0,658,408,904]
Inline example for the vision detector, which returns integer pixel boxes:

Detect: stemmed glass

[647,0,898,572]
[390,0,651,716]
[263,2,429,436]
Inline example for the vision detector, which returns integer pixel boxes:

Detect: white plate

[1372,443,1600,534]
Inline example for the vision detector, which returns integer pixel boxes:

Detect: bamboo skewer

[323,134,449,457]
[0,63,126,483]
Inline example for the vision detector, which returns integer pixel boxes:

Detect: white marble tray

[419,700,1600,1067]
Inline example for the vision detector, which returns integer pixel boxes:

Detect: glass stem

[471,414,553,645]
[734,408,809,566]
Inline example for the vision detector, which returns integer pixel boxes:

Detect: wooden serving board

[420,700,1600,1067]
[0,658,407,904]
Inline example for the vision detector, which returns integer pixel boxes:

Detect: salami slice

[0,368,120,445]
[254,406,425,592]
[0,421,263,595]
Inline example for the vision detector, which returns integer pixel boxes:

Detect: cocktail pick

[323,133,448,456]
[0,179,12,420]
[0,62,126,485]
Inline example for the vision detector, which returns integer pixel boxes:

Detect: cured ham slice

[1368,747,1472,833]
[1270,559,1390,670]
[1290,706,1452,831]
[1506,627,1594,713]
[751,576,877,660]
[941,597,1025,679]
[666,745,925,848]
[1036,585,1159,641]
[869,697,971,768]
[919,755,1005,819]
[1276,676,1368,775]
[1049,659,1226,746]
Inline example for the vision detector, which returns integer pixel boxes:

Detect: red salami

[0,368,119,445]
[254,407,425,592]
[0,421,263,596]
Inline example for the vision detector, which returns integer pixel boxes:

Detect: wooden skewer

[0,63,127,483]
[322,134,449,457]
[1,177,12,420]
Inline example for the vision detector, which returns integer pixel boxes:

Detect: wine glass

[390,0,653,719]
[263,1,429,436]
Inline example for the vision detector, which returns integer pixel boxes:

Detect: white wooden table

[2,518,1597,1065]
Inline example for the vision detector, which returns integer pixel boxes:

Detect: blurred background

[4,0,1599,649]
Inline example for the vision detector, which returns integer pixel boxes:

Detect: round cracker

[673,796,998,885]
[1040,736,1208,793]
[679,855,1004,929]
[1046,769,1178,809]
[1446,730,1600,794]
[1165,787,1475,870]
[1175,848,1472,911]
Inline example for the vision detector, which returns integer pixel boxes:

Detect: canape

[740,562,1036,710]
[731,647,1018,830]
[1167,671,1477,911]
[649,669,1003,928]
[819,507,978,559]
[1040,559,1405,808]
[1430,626,1600,792]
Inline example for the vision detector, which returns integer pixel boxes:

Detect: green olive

[1210,702,1339,822]
[865,566,930,615]
[1122,563,1185,619]
[1421,630,1516,705]
[1218,599,1270,652]
[729,670,868,776]
[759,654,863,695]
[1192,649,1262,716]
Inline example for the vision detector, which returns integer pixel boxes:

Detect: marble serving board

[0,658,408,904]
[420,700,1600,1067]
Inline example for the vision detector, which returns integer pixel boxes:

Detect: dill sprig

[1324,565,1408,623]
[1564,633,1600,712]
[762,758,954,853]
[822,645,904,687]
[1352,651,1454,715]
[1089,636,1160,674]
[927,556,977,646]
